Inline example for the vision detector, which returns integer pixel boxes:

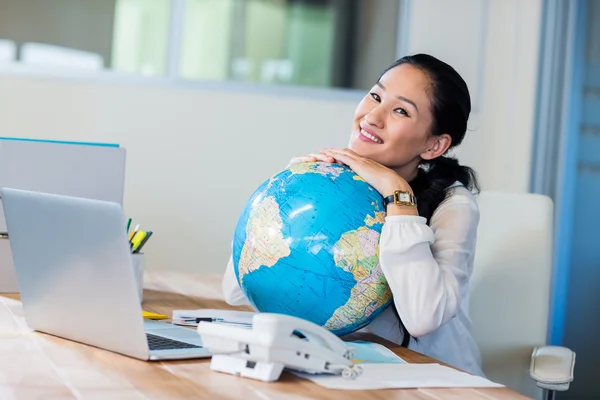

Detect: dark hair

[381,54,480,347]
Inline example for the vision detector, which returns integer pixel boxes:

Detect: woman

[222,54,483,376]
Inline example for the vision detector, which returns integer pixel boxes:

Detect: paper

[172,309,255,326]
[295,363,503,390]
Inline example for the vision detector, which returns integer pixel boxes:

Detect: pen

[128,224,140,242]
[173,317,252,326]
[134,231,152,253]
[179,317,226,322]
[126,218,132,232]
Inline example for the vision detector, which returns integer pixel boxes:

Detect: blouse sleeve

[221,255,251,306]
[378,188,479,337]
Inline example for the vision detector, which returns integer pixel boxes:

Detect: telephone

[196,313,362,382]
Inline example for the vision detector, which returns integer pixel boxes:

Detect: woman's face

[349,64,441,176]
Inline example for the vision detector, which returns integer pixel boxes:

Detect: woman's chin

[349,141,374,158]
[351,145,388,165]
[348,138,364,153]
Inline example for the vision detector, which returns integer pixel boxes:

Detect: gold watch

[383,190,417,208]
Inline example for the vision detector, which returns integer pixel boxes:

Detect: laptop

[0,187,211,360]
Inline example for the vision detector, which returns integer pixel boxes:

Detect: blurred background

[0,0,597,398]
[0,0,401,88]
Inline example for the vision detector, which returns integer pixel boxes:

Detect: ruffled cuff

[384,215,428,224]
[380,215,435,254]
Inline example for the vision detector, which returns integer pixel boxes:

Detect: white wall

[0,74,359,273]
[406,0,542,194]
[0,0,543,275]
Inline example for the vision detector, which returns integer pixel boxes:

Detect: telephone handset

[196,313,362,382]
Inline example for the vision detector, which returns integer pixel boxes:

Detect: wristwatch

[383,190,417,208]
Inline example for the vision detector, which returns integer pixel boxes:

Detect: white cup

[131,253,144,303]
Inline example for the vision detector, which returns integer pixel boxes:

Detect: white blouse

[221,184,484,376]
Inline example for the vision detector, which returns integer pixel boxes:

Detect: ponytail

[410,156,480,224]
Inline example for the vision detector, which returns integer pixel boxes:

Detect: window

[0,0,401,90]
[111,0,171,77]
[178,0,340,87]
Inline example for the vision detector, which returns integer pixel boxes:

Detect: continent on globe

[232,162,394,336]
[365,211,386,227]
[324,221,393,332]
[237,195,290,283]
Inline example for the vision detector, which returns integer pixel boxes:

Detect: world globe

[232,162,393,336]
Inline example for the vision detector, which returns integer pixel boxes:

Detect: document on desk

[172,309,255,327]
[294,363,503,390]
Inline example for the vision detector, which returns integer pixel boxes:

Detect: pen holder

[131,253,144,303]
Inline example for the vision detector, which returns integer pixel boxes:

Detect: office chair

[470,191,575,400]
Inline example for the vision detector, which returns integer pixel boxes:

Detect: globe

[232,162,393,336]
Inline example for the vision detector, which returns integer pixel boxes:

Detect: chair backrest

[471,191,553,400]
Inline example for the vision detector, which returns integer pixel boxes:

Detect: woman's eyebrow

[376,82,419,112]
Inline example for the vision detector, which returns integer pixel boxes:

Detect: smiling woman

[224,54,485,376]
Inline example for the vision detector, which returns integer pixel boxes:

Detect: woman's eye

[370,93,381,102]
[395,108,409,117]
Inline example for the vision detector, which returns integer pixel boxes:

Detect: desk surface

[0,270,529,400]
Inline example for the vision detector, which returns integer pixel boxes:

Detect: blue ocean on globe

[232,162,393,336]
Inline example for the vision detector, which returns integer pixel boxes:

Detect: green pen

[126,218,132,232]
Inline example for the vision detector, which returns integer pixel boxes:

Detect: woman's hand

[286,153,336,168]
[320,148,413,199]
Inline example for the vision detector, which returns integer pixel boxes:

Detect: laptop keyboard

[146,333,202,351]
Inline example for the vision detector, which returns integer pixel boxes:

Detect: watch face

[398,192,410,203]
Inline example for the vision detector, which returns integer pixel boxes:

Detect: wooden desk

[0,270,529,399]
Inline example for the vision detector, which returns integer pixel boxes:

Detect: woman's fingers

[314,153,336,163]
[320,149,359,166]
[321,148,361,162]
